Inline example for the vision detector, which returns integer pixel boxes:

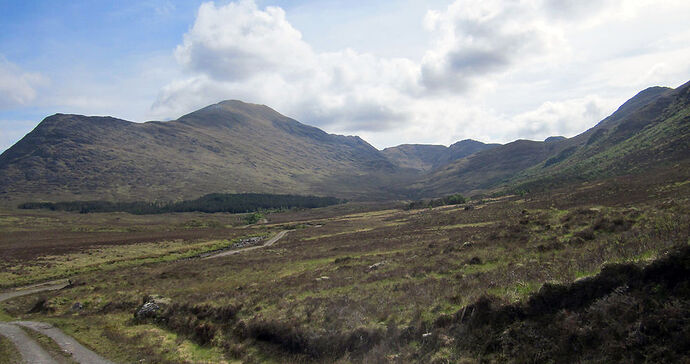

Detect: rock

[134,295,170,321]
[231,236,264,249]
[134,302,160,320]
[368,262,386,271]
[462,241,474,248]
[71,302,83,312]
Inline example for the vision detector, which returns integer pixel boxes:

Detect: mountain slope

[510,81,689,192]
[382,140,499,172]
[414,83,686,196]
[0,100,410,202]
[1,82,688,203]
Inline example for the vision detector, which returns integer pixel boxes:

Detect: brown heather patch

[0,171,688,362]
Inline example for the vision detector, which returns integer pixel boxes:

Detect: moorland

[0,166,688,363]
[0,80,689,363]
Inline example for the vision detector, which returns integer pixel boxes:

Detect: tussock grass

[1,171,688,362]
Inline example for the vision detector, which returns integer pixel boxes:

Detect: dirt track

[0,322,57,363]
[13,321,114,364]
[203,229,291,259]
[0,279,70,303]
[0,281,113,363]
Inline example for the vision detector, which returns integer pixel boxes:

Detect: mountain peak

[544,136,566,143]
[176,99,288,129]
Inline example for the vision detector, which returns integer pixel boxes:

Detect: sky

[1,0,689,153]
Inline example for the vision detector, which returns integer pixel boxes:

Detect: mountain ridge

[1,82,688,203]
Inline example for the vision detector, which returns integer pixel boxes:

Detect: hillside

[382,140,499,172]
[1,82,688,203]
[414,83,688,196]
[0,100,413,202]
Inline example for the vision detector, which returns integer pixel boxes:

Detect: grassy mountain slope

[511,82,689,192]
[1,82,687,203]
[0,100,411,202]
[414,84,685,196]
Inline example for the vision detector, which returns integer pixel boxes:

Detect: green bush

[244,212,265,225]
[406,193,467,210]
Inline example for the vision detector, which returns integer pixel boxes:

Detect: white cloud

[0,56,48,109]
[151,0,690,148]
[420,0,564,92]
[511,95,619,139]
[174,0,314,81]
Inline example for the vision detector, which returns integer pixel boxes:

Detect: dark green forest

[18,193,342,215]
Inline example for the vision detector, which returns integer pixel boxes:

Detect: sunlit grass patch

[436,221,497,230]
[46,314,229,363]
[0,235,268,288]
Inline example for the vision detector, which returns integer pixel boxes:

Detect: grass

[0,334,22,364]
[0,234,271,288]
[0,170,688,362]
[43,314,230,364]
[436,221,497,230]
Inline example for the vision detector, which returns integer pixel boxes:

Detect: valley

[1,167,688,362]
[0,80,689,362]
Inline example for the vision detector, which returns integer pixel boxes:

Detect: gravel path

[0,230,293,362]
[1,281,114,363]
[0,280,70,303]
[203,229,291,259]
[13,321,114,364]
[0,322,58,363]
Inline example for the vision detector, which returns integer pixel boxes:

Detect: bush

[406,193,467,210]
[244,212,265,225]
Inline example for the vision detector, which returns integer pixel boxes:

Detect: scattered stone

[134,294,170,321]
[231,236,264,249]
[71,302,83,312]
[368,262,386,271]
[134,302,159,320]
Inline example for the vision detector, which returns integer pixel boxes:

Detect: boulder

[134,294,170,321]
[70,302,83,312]
[368,262,386,271]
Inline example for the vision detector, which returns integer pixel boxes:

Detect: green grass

[45,314,230,364]
[1,173,687,363]
[0,334,22,364]
[0,234,269,288]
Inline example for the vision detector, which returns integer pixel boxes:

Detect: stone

[368,262,385,271]
[134,302,160,320]
[71,302,83,312]
[134,295,170,320]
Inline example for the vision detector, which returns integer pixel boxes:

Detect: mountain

[382,140,499,172]
[1,82,688,204]
[0,100,413,202]
[544,136,566,143]
[415,83,689,196]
